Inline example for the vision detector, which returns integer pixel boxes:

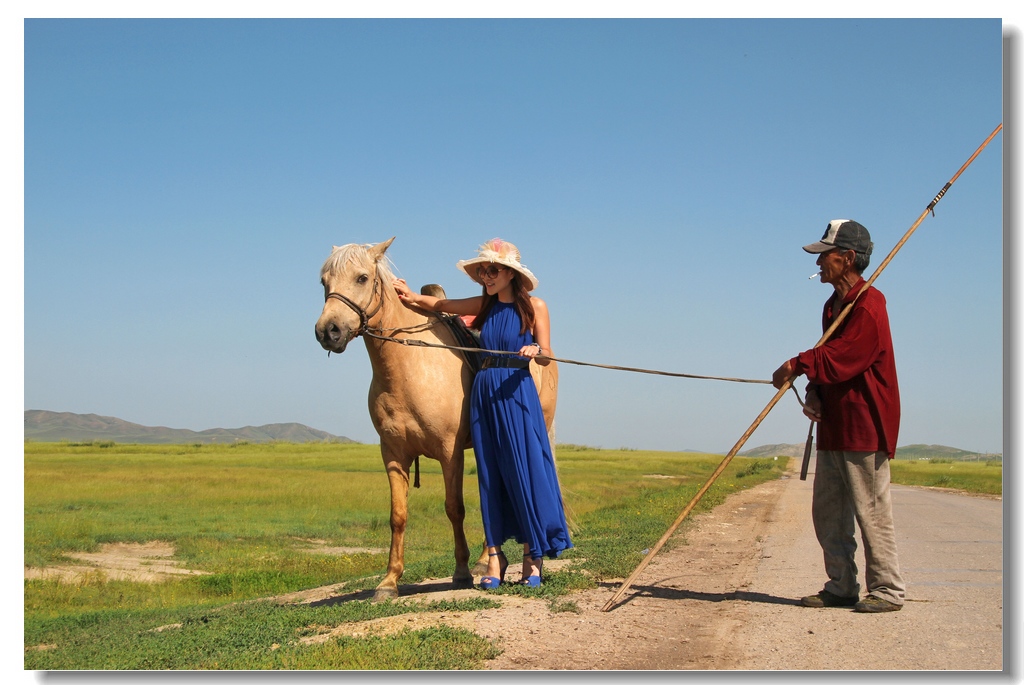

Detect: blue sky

[18,16,1010,454]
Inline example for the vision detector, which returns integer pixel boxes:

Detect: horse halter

[324,266,384,338]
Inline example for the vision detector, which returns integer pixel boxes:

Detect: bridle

[324,266,385,340]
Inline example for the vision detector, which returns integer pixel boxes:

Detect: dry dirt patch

[300,606,487,644]
[24,541,210,583]
[25,539,389,585]
[292,538,388,556]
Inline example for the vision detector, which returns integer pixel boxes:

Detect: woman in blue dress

[393,238,572,588]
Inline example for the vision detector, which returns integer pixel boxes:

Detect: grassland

[889,458,1002,495]
[24,440,788,670]
[25,441,999,669]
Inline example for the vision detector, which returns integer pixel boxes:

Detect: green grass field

[24,441,999,670]
[889,458,1002,495]
[24,441,789,670]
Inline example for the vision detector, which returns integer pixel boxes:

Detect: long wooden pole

[601,123,1002,612]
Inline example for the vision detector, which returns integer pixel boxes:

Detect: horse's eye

[357,274,369,284]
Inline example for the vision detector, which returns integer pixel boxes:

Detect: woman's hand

[518,342,542,359]
[393,279,417,307]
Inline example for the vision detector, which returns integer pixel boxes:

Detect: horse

[314,238,559,600]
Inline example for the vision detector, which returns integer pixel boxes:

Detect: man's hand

[772,360,794,389]
[802,385,822,422]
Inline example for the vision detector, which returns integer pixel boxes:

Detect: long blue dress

[471,301,573,559]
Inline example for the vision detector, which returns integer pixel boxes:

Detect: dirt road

[312,458,1004,672]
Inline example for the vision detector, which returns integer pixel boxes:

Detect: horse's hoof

[452,575,474,589]
[373,587,398,602]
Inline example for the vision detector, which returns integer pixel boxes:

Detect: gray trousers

[812,450,906,605]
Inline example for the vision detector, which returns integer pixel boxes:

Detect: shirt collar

[827,276,868,310]
[843,277,868,303]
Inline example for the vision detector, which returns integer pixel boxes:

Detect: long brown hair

[471,272,536,335]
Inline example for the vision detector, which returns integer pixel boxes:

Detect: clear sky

[18,15,1010,455]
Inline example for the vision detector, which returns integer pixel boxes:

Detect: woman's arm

[520,297,552,366]
[393,279,483,316]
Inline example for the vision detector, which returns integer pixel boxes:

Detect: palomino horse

[314,238,558,600]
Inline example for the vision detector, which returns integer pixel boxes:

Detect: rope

[538,355,771,385]
[361,329,772,385]
[790,385,809,410]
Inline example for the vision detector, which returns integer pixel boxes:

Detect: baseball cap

[803,219,873,255]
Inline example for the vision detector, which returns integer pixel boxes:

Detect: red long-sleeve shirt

[789,278,901,457]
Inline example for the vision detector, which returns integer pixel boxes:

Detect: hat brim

[802,241,837,254]
[456,256,538,291]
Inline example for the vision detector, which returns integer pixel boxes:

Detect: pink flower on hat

[481,238,517,260]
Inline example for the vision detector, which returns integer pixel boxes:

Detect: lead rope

[361,328,772,385]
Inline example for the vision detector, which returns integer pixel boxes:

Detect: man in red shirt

[772,219,906,613]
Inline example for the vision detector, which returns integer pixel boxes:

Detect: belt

[480,356,531,369]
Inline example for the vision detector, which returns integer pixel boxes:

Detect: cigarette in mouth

[808,273,819,279]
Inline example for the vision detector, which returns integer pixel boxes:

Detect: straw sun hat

[456,238,539,291]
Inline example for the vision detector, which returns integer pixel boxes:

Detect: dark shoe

[801,590,858,608]
[854,595,902,613]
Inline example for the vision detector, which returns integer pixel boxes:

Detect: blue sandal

[519,554,543,587]
[479,551,507,590]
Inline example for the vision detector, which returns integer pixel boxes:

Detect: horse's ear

[368,237,396,262]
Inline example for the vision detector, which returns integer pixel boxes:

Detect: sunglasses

[476,264,506,279]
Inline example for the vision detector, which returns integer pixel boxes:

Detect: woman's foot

[479,551,507,590]
[519,554,543,587]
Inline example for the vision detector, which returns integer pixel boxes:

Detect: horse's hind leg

[376,449,414,601]
[442,449,473,588]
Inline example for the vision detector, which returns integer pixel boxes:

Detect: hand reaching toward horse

[393,279,483,317]
[394,279,437,311]
[393,278,417,306]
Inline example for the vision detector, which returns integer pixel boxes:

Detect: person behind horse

[420,283,477,330]
[420,283,447,299]
[393,238,572,588]
[772,219,905,613]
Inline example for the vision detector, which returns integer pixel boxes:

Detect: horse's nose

[315,317,348,348]
[315,321,344,345]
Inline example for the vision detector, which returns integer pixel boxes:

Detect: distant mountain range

[739,442,1001,460]
[738,443,811,458]
[24,411,997,459]
[24,410,356,445]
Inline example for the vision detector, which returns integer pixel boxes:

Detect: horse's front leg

[472,543,491,578]
[441,448,473,588]
[376,447,414,601]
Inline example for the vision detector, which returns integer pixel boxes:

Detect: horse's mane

[320,243,401,307]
